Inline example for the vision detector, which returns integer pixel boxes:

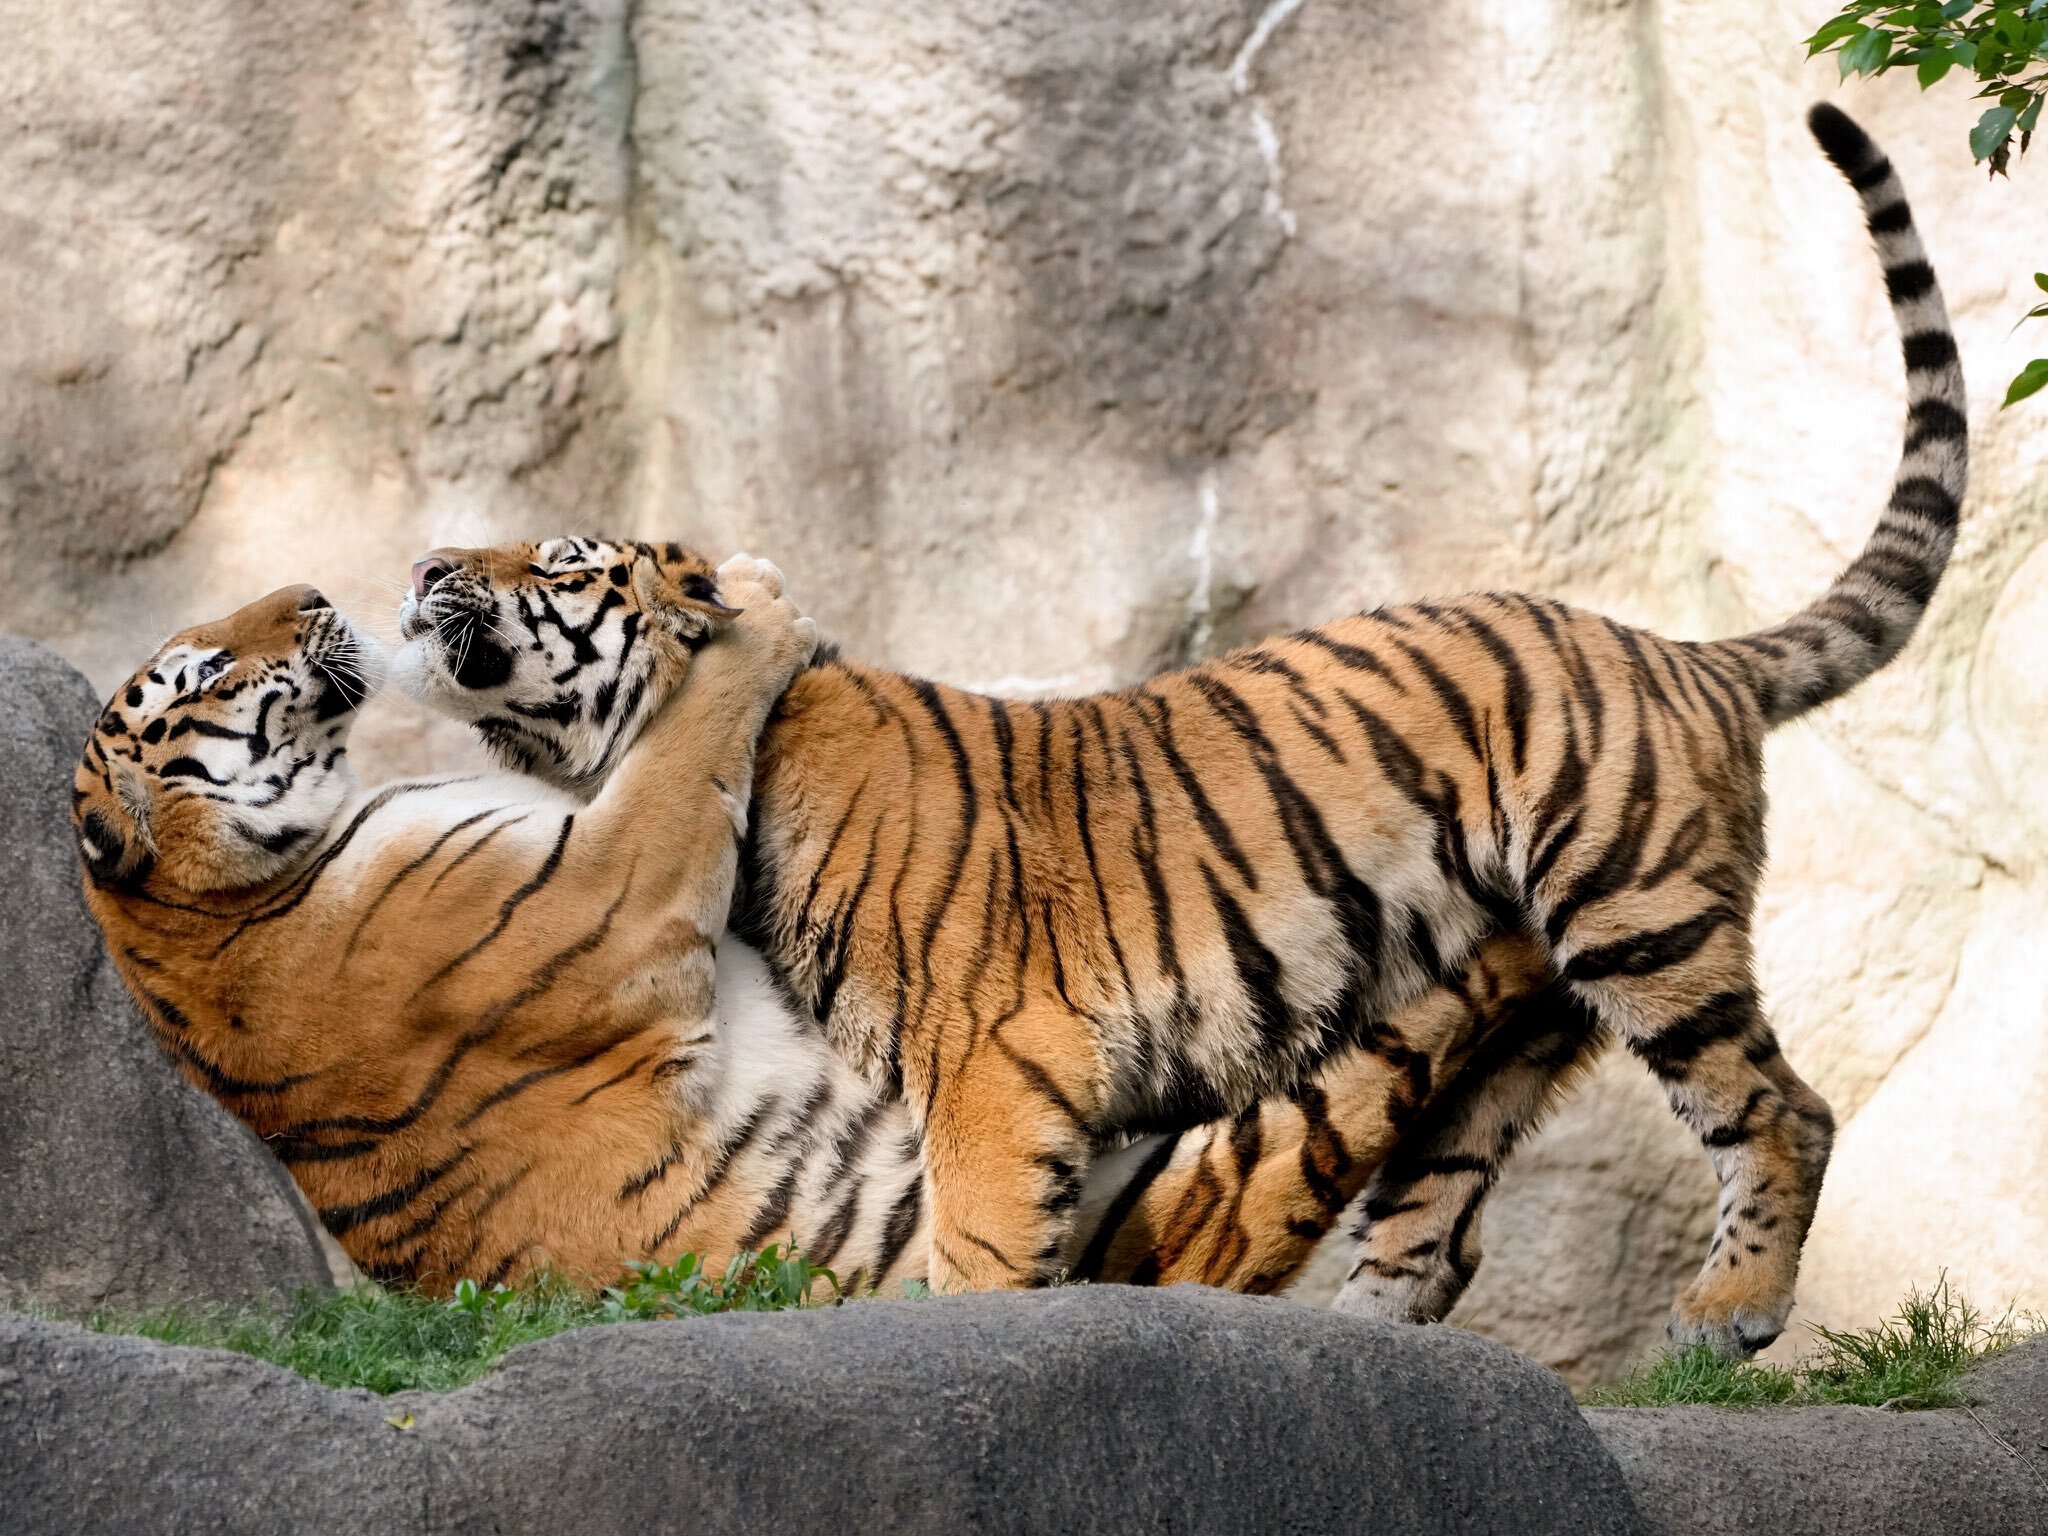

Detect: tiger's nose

[297,588,331,612]
[412,557,455,599]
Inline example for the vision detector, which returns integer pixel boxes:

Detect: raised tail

[1708,103,1969,727]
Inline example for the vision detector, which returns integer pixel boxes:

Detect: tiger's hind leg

[1560,919,1834,1358]
[1331,986,1605,1324]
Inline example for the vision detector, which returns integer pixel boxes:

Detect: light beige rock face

[0,0,639,776]
[2,0,2042,1384]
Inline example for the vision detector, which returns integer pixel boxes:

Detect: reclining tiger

[395,105,1966,1357]
[71,560,1581,1296]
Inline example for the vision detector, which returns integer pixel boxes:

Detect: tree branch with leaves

[1809,0,2048,403]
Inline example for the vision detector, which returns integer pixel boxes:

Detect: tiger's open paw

[714,553,817,692]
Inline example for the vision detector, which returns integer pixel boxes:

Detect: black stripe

[169,1036,318,1099]
[414,815,576,998]
[906,681,981,1004]
[343,808,499,956]
[992,1032,1090,1129]
[425,812,530,893]
[1902,330,1958,372]
[1294,628,1406,688]
[1199,862,1294,1054]
[319,1148,471,1237]
[569,1048,662,1106]
[214,782,454,950]
[1119,727,1186,989]
[1389,638,1484,761]
[1069,711,1136,1006]
[1543,713,1657,942]
[742,1167,804,1249]
[1188,671,1386,980]
[1628,988,1758,1080]
[1070,1133,1181,1281]
[1132,688,1259,888]
[1888,473,1960,527]
[1702,1085,1771,1148]
[1562,902,1736,982]
[871,1178,924,1280]
[1451,607,1531,774]
[1883,261,1934,303]
[640,1101,781,1254]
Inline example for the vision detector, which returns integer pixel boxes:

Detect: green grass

[1584,1276,2041,1410]
[71,1246,852,1394]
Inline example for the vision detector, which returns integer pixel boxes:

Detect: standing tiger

[396,106,1964,1356]
[71,565,1583,1297]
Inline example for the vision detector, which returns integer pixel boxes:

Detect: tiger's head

[390,536,746,792]
[72,585,382,893]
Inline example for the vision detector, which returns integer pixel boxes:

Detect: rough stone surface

[0,638,337,1315]
[0,1314,483,1536]
[1587,1340,2048,1536]
[1958,1336,2048,1486]
[0,1288,1644,1536]
[2,0,2043,1381]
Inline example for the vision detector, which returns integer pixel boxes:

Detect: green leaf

[1808,12,1874,51]
[1841,25,1896,72]
[2003,357,2048,407]
[2001,85,2035,107]
[1972,104,2019,158]
[1920,50,1958,84]
[2021,94,2044,132]
[1945,0,1976,14]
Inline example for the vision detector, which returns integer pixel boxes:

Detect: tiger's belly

[1094,870,1499,1134]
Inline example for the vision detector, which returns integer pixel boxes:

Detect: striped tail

[1709,103,1969,727]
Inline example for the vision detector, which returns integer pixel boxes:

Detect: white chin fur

[387,638,468,717]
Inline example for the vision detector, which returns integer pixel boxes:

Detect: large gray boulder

[0,1286,1642,1536]
[0,635,338,1316]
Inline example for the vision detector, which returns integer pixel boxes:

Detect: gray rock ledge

[3,1286,1636,1536]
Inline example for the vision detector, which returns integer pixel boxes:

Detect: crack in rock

[1230,0,1306,238]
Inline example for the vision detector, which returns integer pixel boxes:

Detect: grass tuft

[1584,1275,2041,1410]
[75,1245,841,1394]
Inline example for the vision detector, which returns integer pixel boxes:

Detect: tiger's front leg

[916,1002,1105,1291]
[577,555,817,928]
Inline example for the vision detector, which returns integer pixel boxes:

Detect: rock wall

[2,0,2042,1381]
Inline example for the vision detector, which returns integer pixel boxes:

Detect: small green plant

[600,1245,839,1320]
[1585,1275,2041,1409]
[1807,1,2048,404]
[78,1246,843,1394]
[446,1277,517,1318]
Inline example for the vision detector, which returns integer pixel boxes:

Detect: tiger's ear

[634,543,741,647]
[72,754,158,889]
